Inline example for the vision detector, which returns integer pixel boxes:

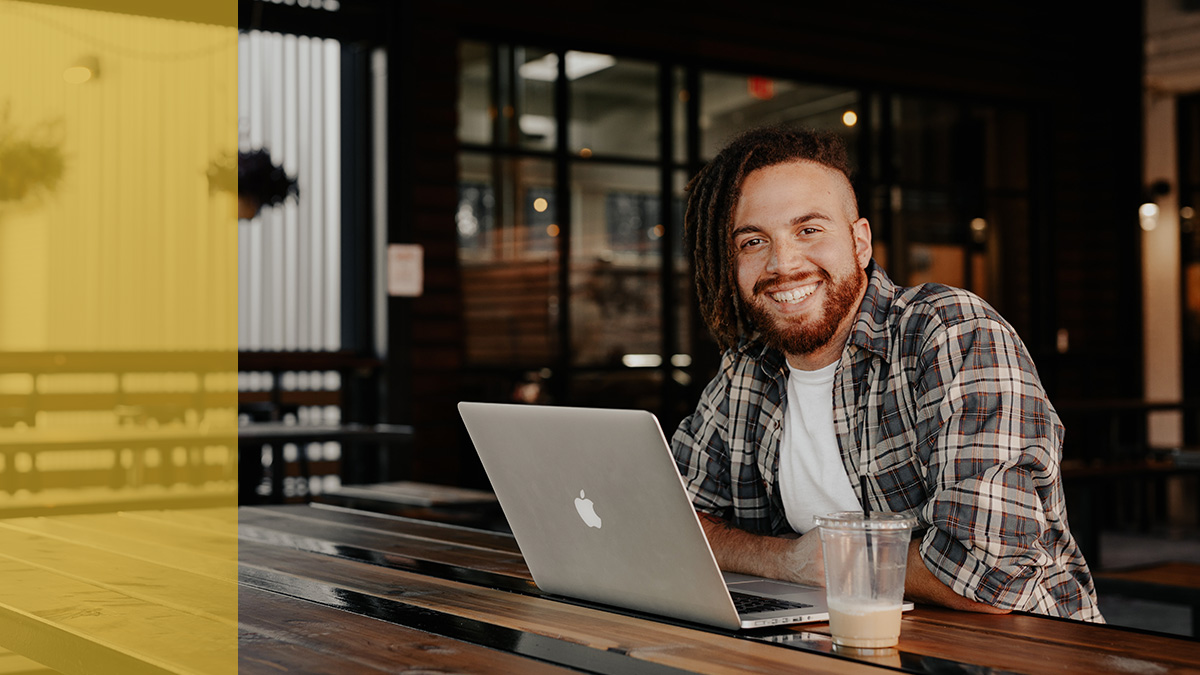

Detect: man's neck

[785,340,846,371]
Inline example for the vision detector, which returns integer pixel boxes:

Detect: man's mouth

[769,281,820,305]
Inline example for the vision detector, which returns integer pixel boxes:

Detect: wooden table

[237,503,1200,675]
[0,506,238,674]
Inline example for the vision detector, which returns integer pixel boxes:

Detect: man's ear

[852,218,873,269]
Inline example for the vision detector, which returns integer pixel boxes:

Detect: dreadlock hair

[683,125,855,351]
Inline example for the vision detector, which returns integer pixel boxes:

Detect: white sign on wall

[387,244,424,297]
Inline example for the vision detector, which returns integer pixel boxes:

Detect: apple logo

[574,490,602,528]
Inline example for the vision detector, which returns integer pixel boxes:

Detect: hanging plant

[207,148,297,219]
[0,102,65,204]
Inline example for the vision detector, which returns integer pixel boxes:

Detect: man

[671,126,1101,621]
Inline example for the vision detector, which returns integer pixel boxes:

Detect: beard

[744,266,865,357]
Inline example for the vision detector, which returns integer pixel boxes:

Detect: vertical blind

[238,30,341,352]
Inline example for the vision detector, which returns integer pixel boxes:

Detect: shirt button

[774,420,781,429]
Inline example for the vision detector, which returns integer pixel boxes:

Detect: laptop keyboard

[730,591,814,614]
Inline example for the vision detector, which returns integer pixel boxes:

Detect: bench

[1094,562,1200,637]
[0,351,236,515]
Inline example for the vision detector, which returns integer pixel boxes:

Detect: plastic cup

[813,511,916,649]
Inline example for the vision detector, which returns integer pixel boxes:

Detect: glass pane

[570,54,658,159]
[907,244,965,288]
[458,153,559,367]
[672,170,690,358]
[570,370,664,413]
[699,73,859,161]
[985,108,1028,191]
[458,41,491,145]
[570,164,661,367]
[510,46,556,151]
[674,66,688,165]
[892,96,957,186]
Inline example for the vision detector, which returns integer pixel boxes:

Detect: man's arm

[701,513,1009,613]
[903,538,1010,613]
[699,513,824,586]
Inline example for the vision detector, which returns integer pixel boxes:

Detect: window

[458,41,1032,426]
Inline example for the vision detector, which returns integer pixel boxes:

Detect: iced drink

[813,511,915,649]
[826,599,904,648]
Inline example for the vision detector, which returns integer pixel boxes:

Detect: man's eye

[799,227,820,235]
[739,237,764,249]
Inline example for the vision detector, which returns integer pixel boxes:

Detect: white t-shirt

[777,359,862,534]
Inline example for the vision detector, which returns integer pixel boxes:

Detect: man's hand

[698,513,824,586]
[699,514,1011,614]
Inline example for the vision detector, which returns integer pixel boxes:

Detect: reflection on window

[700,73,858,160]
[456,182,493,252]
[571,56,656,159]
[606,192,660,255]
[525,187,557,253]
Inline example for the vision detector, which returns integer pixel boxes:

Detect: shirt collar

[846,259,897,361]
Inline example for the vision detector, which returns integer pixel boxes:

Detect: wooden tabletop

[2,503,1198,673]
[236,504,1200,675]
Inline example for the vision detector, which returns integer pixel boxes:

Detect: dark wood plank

[239,628,393,675]
[238,540,879,675]
[238,508,529,577]
[330,480,498,507]
[239,585,576,674]
[245,503,523,553]
[895,606,1200,669]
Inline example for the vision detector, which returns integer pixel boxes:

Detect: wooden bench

[1094,562,1200,637]
[1062,458,1200,567]
[0,351,236,515]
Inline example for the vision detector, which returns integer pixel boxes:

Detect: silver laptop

[459,401,846,629]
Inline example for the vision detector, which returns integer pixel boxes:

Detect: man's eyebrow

[731,224,764,238]
[790,211,834,225]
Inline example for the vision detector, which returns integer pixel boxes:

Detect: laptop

[458,401,895,630]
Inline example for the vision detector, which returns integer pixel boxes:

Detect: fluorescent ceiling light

[518,114,555,137]
[519,51,617,82]
[621,354,662,368]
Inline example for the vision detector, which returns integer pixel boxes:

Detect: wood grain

[239,540,881,675]
[237,504,1200,675]
[240,585,575,674]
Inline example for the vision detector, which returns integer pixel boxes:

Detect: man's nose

[766,238,804,274]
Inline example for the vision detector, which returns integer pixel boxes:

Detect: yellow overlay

[0,0,237,672]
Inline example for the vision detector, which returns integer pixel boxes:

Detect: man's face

[731,160,872,368]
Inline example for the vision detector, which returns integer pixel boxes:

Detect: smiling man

[672,126,1102,621]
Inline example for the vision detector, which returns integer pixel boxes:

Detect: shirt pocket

[868,449,928,513]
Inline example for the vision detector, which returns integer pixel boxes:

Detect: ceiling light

[519,51,616,82]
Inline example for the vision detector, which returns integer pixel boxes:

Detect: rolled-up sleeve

[912,318,1099,620]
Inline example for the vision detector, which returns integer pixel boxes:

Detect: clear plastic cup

[813,511,916,649]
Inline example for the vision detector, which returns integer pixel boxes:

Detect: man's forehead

[732,160,857,222]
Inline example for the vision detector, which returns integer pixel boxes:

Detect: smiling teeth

[772,285,817,304]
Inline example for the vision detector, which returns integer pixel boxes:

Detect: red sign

[748,76,774,100]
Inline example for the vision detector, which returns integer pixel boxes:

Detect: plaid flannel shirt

[671,261,1102,622]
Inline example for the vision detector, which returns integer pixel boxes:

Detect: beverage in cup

[812,511,916,649]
